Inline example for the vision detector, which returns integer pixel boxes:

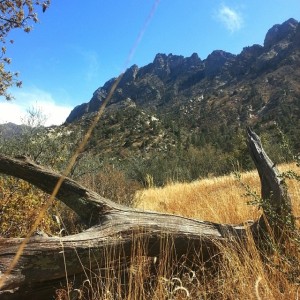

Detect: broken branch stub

[246,127,295,238]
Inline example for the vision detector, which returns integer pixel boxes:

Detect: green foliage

[260,123,296,164]
[0,175,59,237]
[80,163,142,207]
[0,110,102,236]
[233,170,263,208]
[0,107,86,174]
[280,151,300,184]
[125,144,233,187]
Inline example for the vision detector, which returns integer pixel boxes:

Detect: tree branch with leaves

[0,0,50,100]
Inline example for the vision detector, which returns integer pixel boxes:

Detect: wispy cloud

[73,47,100,83]
[215,4,243,33]
[83,50,100,82]
[0,88,72,126]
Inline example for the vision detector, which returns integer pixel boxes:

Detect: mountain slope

[61,18,300,183]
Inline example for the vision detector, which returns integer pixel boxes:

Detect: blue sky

[1,0,300,125]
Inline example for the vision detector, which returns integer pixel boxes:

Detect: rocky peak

[119,64,139,87]
[264,18,298,49]
[148,53,202,79]
[151,53,171,78]
[205,50,235,63]
[153,53,168,66]
[239,45,264,59]
[187,52,201,65]
[166,54,186,70]
[204,50,235,76]
[124,64,139,80]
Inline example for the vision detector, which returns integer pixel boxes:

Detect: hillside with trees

[28,18,300,186]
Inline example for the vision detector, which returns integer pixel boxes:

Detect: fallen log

[0,128,295,299]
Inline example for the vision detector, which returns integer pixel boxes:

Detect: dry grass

[57,163,300,300]
[135,163,300,224]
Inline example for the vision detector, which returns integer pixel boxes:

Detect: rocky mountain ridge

[66,18,300,130]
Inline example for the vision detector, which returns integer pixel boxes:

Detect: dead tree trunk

[247,127,295,242]
[0,128,295,299]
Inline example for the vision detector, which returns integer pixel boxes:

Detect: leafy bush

[80,164,142,207]
[0,176,59,237]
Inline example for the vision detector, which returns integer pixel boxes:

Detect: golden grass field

[122,163,300,300]
[135,163,300,225]
[52,162,300,299]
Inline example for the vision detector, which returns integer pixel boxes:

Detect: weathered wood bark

[0,128,295,299]
[247,127,295,241]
